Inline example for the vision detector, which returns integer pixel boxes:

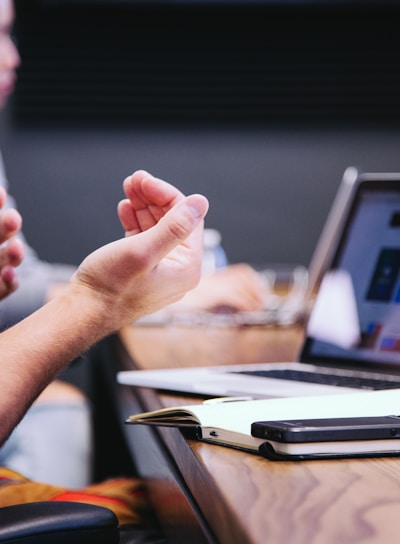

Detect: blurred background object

[3,0,400,270]
[202,228,228,276]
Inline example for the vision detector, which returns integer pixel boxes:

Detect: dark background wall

[2,0,400,268]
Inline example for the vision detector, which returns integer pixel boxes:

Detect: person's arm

[0,170,208,446]
[169,263,269,313]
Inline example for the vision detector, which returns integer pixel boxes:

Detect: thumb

[135,193,209,265]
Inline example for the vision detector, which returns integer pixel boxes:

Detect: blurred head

[0,0,19,109]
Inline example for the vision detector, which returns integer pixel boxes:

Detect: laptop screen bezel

[300,173,400,373]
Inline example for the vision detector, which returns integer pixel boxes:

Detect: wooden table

[112,322,400,544]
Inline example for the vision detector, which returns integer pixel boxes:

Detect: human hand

[170,263,269,313]
[71,170,209,329]
[117,169,186,234]
[0,186,24,300]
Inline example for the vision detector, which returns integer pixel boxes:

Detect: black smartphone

[251,415,400,443]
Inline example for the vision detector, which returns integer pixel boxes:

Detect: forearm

[0,284,115,446]
[0,263,74,330]
[0,172,208,447]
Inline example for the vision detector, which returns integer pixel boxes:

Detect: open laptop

[118,168,400,399]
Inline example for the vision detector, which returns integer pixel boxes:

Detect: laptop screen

[302,175,400,371]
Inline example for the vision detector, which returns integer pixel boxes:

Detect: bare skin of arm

[0,170,209,445]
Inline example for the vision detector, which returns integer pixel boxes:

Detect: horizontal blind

[12,2,400,127]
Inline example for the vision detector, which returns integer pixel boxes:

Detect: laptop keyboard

[235,369,400,390]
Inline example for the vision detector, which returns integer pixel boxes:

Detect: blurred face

[0,0,19,109]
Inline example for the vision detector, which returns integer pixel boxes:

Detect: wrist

[59,281,121,339]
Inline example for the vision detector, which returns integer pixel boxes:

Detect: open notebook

[118,168,400,400]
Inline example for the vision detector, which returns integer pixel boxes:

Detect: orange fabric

[0,467,154,526]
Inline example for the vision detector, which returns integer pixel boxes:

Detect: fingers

[0,189,24,300]
[0,208,22,244]
[0,238,24,268]
[123,170,184,207]
[0,238,24,301]
[117,199,138,235]
[119,170,185,234]
[0,186,6,209]
[131,193,209,269]
[0,265,19,300]
[117,170,209,305]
